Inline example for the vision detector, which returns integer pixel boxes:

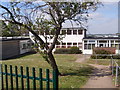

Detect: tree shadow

[60,66,93,76]
[1,51,37,61]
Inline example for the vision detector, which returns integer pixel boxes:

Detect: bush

[113,54,120,59]
[69,46,82,54]
[91,49,112,59]
[54,48,71,54]
[54,47,82,54]
[93,49,112,54]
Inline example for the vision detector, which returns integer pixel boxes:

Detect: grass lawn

[0,54,93,88]
[117,60,120,66]
[86,58,111,66]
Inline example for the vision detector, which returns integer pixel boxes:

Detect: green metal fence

[0,64,58,89]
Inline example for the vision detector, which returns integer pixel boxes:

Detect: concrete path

[83,64,116,88]
[75,55,117,88]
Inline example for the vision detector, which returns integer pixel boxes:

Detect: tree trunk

[47,52,61,75]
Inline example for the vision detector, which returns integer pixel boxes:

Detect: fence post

[15,66,18,90]
[39,68,43,90]
[32,67,36,90]
[1,64,4,89]
[10,65,13,89]
[115,66,118,87]
[46,69,50,90]
[53,69,58,90]
[5,65,8,90]
[20,66,24,89]
[26,67,29,90]
[111,57,114,76]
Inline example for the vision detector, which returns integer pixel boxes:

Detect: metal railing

[94,54,120,87]
[111,56,120,87]
[0,64,58,89]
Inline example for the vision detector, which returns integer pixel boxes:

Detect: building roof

[61,27,87,30]
[83,34,120,40]
[83,37,120,40]
[0,37,30,41]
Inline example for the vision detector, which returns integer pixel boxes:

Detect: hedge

[54,46,82,54]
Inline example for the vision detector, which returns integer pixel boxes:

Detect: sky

[87,2,118,34]
[63,2,118,34]
[0,0,119,34]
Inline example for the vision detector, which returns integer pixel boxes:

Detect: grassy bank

[0,54,93,88]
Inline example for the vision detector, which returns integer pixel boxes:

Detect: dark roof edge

[0,37,30,41]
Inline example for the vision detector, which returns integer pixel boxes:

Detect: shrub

[54,47,82,54]
[93,49,112,54]
[113,54,120,59]
[54,48,71,54]
[91,49,112,59]
[69,46,82,54]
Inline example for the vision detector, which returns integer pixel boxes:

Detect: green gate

[0,64,58,90]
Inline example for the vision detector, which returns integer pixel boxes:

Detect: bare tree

[0,1,101,75]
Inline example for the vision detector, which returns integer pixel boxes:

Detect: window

[62,43,66,45]
[22,44,27,49]
[92,44,95,49]
[56,46,60,48]
[115,44,119,49]
[56,42,60,45]
[62,30,66,34]
[73,43,77,45]
[78,30,83,35]
[73,30,77,35]
[78,43,82,46]
[115,40,120,43]
[67,30,71,35]
[84,44,92,50]
[84,44,87,49]
[88,44,91,49]
[27,43,31,49]
[100,44,103,47]
[89,40,95,43]
[99,41,107,43]
[111,40,114,44]
[84,40,87,43]
[111,44,115,47]
[67,43,72,45]
[67,43,72,48]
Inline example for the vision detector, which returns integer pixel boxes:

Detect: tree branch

[0,4,49,50]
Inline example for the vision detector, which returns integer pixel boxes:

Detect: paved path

[75,55,117,88]
[83,64,116,88]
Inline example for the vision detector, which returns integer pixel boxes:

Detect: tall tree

[0,20,10,37]
[7,22,20,36]
[0,1,101,74]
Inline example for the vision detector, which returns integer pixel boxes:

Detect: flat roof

[61,27,87,30]
[0,37,30,41]
[83,37,120,40]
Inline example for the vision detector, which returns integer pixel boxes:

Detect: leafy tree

[0,1,101,74]
[0,20,11,37]
[7,22,21,36]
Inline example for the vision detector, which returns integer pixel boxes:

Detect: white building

[82,34,120,54]
[29,28,120,54]
[29,27,87,50]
